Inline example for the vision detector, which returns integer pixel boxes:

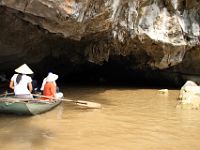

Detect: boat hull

[0,97,61,115]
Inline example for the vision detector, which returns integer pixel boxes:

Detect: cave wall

[0,6,87,75]
[0,0,200,84]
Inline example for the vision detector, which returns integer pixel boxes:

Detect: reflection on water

[0,86,200,150]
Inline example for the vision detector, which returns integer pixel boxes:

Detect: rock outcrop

[178,80,200,109]
[0,0,200,83]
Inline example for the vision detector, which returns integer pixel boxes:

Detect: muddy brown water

[0,86,200,150]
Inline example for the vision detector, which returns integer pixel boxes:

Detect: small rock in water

[158,89,168,94]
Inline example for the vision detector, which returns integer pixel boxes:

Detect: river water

[0,86,200,150]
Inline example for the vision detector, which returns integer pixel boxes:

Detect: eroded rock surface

[0,0,200,83]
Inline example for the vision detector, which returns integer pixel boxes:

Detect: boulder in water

[178,80,200,109]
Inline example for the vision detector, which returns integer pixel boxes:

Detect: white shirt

[11,74,32,95]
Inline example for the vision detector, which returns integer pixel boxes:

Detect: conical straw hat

[15,64,33,74]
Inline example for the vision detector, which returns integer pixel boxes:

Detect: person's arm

[40,78,46,91]
[9,81,14,90]
[28,82,33,92]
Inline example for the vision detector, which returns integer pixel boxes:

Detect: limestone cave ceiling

[0,0,200,82]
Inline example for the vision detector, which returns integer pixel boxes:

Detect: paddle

[32,94,102,109]
[0,92,14,97]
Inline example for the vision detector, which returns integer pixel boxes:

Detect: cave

[0,0,200,90]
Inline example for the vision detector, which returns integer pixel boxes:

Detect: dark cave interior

[0,59,183,95]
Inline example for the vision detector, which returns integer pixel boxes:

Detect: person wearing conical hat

[42,73,63,100]
[9,64,34,98]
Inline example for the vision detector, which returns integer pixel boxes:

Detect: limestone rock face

[0,0,200,82]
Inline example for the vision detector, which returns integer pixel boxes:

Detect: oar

[0,92,14,97]
[32,94,102,109]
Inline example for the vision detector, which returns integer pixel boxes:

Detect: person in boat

[42,73,63,100]
[9,64,33,99]
[40,72,59,92]
[0,73,9,93]
[29,73,39,94]
[0,74,8,83]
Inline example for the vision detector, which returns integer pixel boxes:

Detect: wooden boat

[0,94,61,115]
